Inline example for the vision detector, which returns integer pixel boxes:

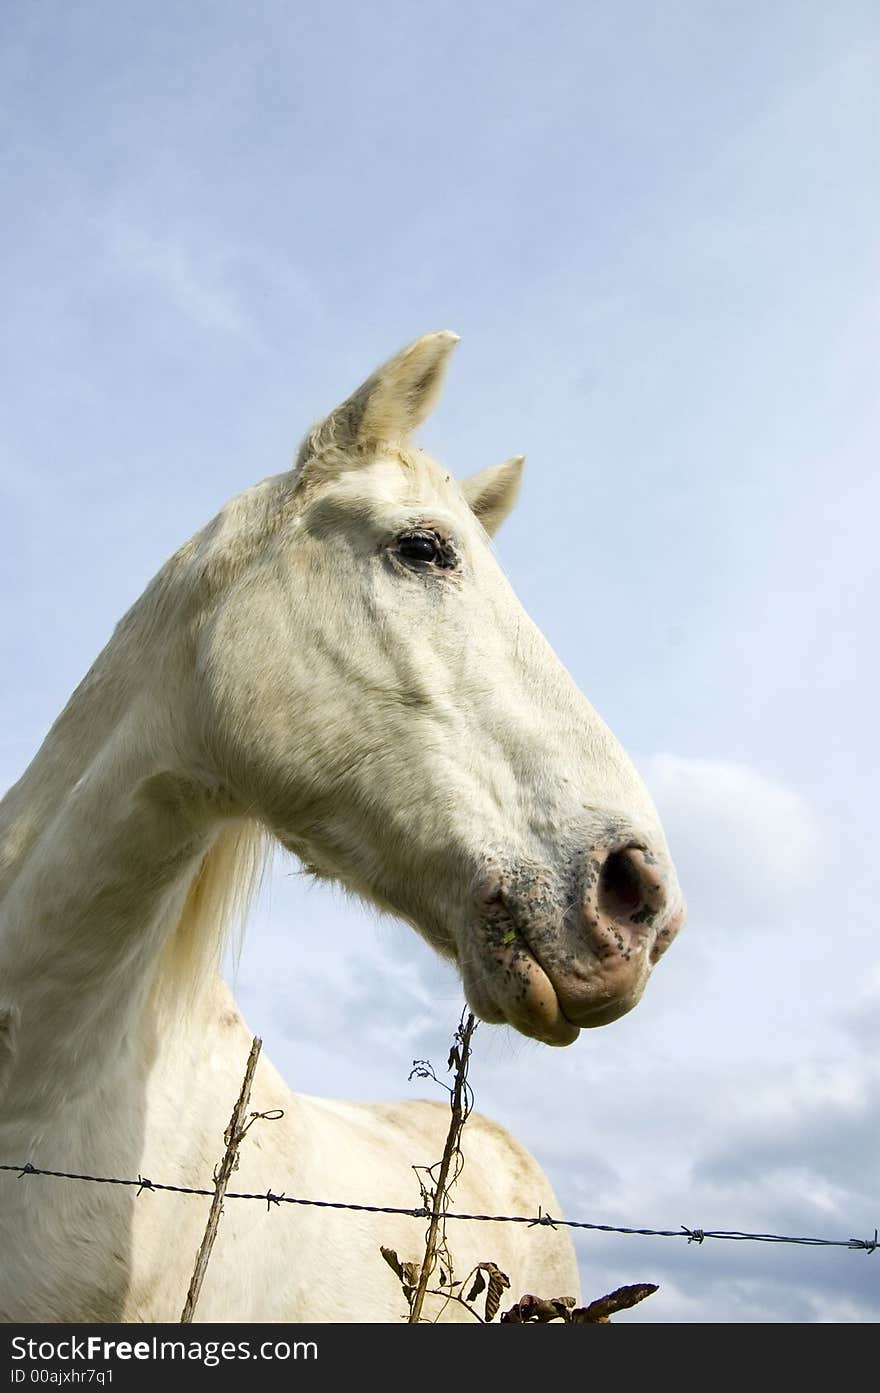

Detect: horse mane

[152,820,273,1019]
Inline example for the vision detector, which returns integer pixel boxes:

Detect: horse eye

[397,531,442,564]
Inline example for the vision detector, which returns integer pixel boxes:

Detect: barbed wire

[1,1160,875,1253]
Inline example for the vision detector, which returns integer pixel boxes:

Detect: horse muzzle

[462,843,686,1046]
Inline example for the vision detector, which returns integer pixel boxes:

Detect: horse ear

[297,331,460,469]
[461,456,524,535]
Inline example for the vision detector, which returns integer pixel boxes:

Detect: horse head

[191,332,686,1045]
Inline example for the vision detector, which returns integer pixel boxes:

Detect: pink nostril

[597,846,666,924]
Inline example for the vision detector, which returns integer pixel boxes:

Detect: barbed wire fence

[1,1016,876,1322]
[3,1158,875,1249]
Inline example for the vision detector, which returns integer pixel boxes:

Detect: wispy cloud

[102,216,267,352]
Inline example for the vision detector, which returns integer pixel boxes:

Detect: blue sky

[1,1,878,1321]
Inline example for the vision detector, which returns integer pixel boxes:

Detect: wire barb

[849,1229,878,1254]
[529,1207,558,1230]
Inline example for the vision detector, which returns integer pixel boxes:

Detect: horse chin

[461,939,581,1047]
[461,934,650,1045]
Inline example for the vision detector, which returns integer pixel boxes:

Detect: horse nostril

[597,846,661,922]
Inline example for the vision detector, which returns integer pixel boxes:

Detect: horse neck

[0,611,231,1119]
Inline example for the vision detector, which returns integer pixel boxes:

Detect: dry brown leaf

[482,1262,511,1322]
[501,1294,578,1323]
[570,1283,659,1323]
[379,1245,420,1304]
[380,1246,403,1281]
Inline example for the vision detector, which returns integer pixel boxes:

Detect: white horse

[0,332,685,1323]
